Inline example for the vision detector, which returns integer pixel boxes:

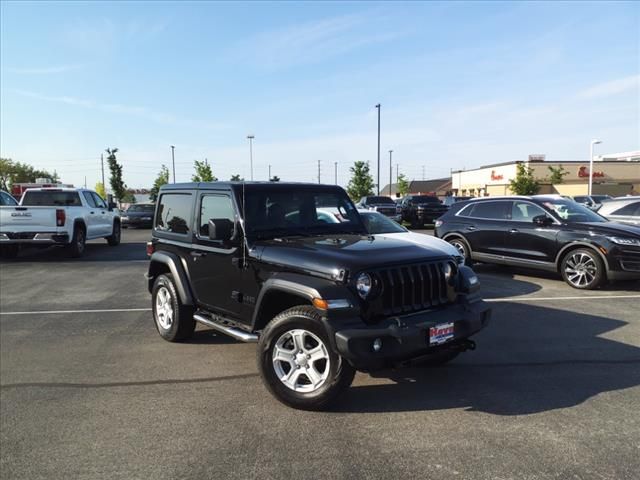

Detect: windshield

[412,196,441,204]
[241,186,365,238]
[541,199,607,223]
[127,204,155,212]
[366,196,396,205]
[360,211,406,234]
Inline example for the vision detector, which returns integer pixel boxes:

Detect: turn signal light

[146,242,155,256]
[312,298,329,310]
[55,209,66,227]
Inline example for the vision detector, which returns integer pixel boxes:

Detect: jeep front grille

[374,261,451,315]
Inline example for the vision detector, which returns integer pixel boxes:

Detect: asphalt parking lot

[1,228,639,480]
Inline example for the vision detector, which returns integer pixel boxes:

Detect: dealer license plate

[429,322,454,345]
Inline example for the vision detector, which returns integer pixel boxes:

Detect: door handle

[190,251,206,258]
[509,228,519,234]
[90,211,95,214]
[466,226,476,231]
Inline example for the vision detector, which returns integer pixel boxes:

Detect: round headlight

[356,273,372,298]
[443,263,455,282]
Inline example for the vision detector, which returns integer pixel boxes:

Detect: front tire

[152,274,195,341]
[106,221,121,246]
[257,306,355,410]
[447,237,472,264]
[561,248,605,290]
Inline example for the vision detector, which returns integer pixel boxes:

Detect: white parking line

[0,308,152,316]
[487,294,640,303]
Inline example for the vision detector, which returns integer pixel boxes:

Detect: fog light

[372,338,383,352]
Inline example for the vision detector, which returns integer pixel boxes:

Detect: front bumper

[0,232,70,245]
[334,298,491,370]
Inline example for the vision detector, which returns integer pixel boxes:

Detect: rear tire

[257,306,355,410]
[152,274,195,342]
[0,245,20,259]
[560,248,605,290]
[66,225,86,258]
[106,221,121,246]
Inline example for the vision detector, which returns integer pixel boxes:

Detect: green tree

[269,175,280,182]
[548,165,569,185]
[230,174,244,181]
[509,163,540,195]
[397,173,410,197]
[346,161,375,200]
[0,158,13,191]
[192,159,217,182]
[105,148,127,202]
[95,182,106,199]
[0,157,59,191]
[149,165,170,202]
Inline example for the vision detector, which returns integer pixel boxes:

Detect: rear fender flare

[147,251,194,305]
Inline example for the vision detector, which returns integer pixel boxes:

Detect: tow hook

[461,339,476,352]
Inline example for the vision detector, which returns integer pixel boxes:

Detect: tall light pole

[589,139,602,195]
[268,164,271,180]
[334,162,338,185]
[375,104,381,194]
[317,160,321,184]
[388,150,393,196]
[170,145,176,183]
[247,135,255,181]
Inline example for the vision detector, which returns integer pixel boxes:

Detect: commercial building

[381,178,451,197]
[451,153,640,197]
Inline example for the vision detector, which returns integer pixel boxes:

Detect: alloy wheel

[155,286,174,329]
[564,252,598,287]
[449,239,467,257]
[272,329,330,393]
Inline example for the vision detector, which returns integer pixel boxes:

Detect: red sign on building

[578,166,605,178]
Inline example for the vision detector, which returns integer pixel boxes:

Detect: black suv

[146,182,490,409]
[357,196,398,219]
[435,195,640,289]
[399,195,449,228]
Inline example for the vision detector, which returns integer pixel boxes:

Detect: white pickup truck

[0,187,121,258]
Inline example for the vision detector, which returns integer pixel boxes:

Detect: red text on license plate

[429,322,454,345]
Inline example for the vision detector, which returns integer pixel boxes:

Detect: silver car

[597,196,640,225]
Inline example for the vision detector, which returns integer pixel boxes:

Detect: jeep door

[504,200,559,264]
[188,191,256,322]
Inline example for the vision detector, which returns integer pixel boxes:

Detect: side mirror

[533,215,552,226]
[208,218,234,241]
[108,202,117,211]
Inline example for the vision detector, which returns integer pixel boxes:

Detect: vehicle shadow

[472,265,542,298]
[335,302,640,415]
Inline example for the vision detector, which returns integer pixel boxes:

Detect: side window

[82,191,97,208]
[92,192,107,209]
[0,192,17,206]
[612,202,640,216]
[155,193,192,235]
[199,194,235,237]
[468,201,510,220]
[511,201,548,222]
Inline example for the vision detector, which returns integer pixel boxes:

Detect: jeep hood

[252,235,453,279]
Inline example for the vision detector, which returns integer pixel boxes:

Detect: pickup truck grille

[374,261,452,316]
[375,207,397,216]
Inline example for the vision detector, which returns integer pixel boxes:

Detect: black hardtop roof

[160,181,347,192]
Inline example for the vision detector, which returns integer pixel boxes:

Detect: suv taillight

[56,209,66,226]
[146,242,155,256]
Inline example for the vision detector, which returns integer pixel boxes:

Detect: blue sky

[1,1,638,189]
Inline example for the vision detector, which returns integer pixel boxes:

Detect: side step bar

[193,314,259,343]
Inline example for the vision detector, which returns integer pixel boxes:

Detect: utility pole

[375,104,381,194]
[334,162,338,185]
[317,160,321,184]
[422,165,425,181]
[388,150,393,196]
[396,163,399,184]
[84,176,87,188]
[170,145,176,183]
[247,135,255,181]
[268,164,271,180]
[100,154,105,191]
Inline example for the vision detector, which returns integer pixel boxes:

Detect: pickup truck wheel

[0,245,20,258]
[410,217,423,229]
[106,222,121,246]
[66,225,86,258]
[152,274,195,342]
[257,306,355,410]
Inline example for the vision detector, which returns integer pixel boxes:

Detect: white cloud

[576,75,640,99]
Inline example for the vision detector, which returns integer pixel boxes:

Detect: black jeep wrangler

[146,182,490,410]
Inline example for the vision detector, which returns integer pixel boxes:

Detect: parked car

[357,210,465,264]
[356,195,399,220]
[597,197,640,226]
[399,195,449,228]
[572,195,612,210]
[443,196,473,207]
[146,182,490,410]
[0,190,18,206]
[0,187,121,258]
[122,203,155,228]
[434,195,640,289]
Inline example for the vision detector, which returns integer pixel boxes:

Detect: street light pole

[334,162,338,185]
[170,145,176,183]
[375,104,381,195]
[268,164,271,180]
[247,135,255,181]
[388,150,393,196]
[589,139,602,195]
